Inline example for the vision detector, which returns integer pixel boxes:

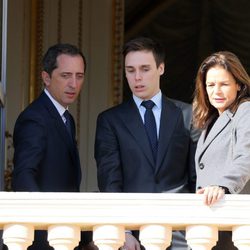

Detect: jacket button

[199,163,204,169]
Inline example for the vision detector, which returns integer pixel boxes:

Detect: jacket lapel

[155,97,180,173]
[197,110,233,160]
[119,99,155,167]
[40,92,78,160]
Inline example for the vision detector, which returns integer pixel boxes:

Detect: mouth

[65,92,76,98]
[135,85,145,90]
[214,98,225,103]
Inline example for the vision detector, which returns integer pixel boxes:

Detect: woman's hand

[196,186,226,206]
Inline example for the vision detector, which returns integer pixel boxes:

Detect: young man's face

[42,54,85,108]
[125,50,164,100]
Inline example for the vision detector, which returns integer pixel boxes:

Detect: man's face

[125,50,164,100]
[42,54,85,108]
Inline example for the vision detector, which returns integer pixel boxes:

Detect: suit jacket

[195,101,250,194]
[95,95,198,193]
[12,91,81,192]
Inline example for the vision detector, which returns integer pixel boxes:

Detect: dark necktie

[141,100,158,162]
[63,110,73,139]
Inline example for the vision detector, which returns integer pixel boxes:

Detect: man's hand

[121,232,141,250]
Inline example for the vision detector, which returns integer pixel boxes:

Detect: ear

[237,83,241,91]
[42,71,51,86]
[158,63,165,76]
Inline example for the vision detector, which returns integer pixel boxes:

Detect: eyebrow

[125,65,151,68]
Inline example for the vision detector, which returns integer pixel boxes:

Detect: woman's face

[205,66,240,115]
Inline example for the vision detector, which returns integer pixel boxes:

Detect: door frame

[0,0,8,190]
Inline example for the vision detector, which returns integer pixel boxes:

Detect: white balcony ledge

[0,192,250,250]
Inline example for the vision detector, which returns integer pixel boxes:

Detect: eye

[126,68,135,73]
[206,82,214,87]
[142,67,150,72]
[61,73,71,79]
[76,73,84,80]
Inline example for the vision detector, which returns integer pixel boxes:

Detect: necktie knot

[141,100,155,110]
[64,110,71,121]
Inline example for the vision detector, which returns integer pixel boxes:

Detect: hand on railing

[196,186,226,206]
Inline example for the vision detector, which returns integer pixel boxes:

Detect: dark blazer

[95,95,198,194]
[12,91,81,192]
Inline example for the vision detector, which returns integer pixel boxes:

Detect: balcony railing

[0,192,250,250]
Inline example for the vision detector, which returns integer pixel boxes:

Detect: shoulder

[237,101,250,112]
[15,93,51,124]
[166,97,192,123]
[167,97,192,113]
[233,101,250,118]
[232,101,250,122]
[97,99,135,118]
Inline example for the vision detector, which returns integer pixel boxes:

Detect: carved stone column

[3,224,34,250]
[233,225,250,249]
[93,225,125,250]
[186,225,218,250]
[139,224,172,250]
[48,225,80,250]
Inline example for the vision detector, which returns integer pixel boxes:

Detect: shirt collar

[44,88,68,116]
[133,90,162,109]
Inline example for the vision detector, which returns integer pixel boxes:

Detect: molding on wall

[112,0,124,105]
[76,0,83,141]
[29,0,44,103]
[57,0,62,42]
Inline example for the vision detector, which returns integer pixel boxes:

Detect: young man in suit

[11,43,90,250]
[95,37,199,250]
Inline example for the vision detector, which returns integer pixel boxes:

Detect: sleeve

[94,113,123,192]
[12,114,47,191]
[217,103,250,193]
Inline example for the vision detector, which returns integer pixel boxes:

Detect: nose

[214,84,222,93]
[68,76,77,88]
[135,70,142,80]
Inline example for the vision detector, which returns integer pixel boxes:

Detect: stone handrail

[0,192,250,250]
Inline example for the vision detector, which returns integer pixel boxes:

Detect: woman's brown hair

[193,51,250,129]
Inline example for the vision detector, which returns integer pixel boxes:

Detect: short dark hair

[42,43,86,76]
[123,37,165,67]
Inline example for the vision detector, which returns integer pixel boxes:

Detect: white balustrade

[139,224,172,250]
[48,225,80,250]
[2,224,34,250]
[186,225,218,250]
[0,192,250,250]
[233,225,250,250]
[93,225,125,250]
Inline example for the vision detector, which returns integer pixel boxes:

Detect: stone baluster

[3,224,34,250]
[186,225,218,250]
[93,225,125,250]
[139,225,172,250]
[47,225,80,250]
[233,225,250,250]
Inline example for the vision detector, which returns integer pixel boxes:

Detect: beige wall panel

[43,0,59,48]
[6,0,30,134]
[79,0,113,191]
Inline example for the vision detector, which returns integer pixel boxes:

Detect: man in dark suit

[11,43,88,250]
[95,37,199,250]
